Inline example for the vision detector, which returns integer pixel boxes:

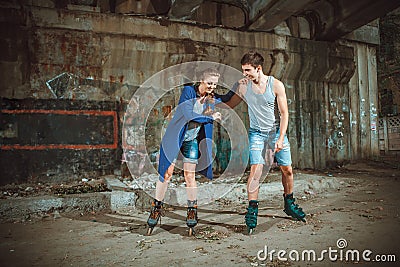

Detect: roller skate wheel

[188,227,194,236]
[146,227,154,236]
[247,227,255,235]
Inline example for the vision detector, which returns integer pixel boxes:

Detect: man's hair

[200,67,220,80]
[241,51,264,68]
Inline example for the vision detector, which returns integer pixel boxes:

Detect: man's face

[241,64,259,80]
[201,75,219,94]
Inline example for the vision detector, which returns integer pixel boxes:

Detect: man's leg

[247,164,263,200]
[280,165,306,221]
[248,129,267,200]
[245,129,268,233]
[274,131,306,222]
[281,167,306,221]
[280,165,293,196]
[281,165,305,220]
[245,164,263,234]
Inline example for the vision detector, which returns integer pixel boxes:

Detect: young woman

[147,68,222,236]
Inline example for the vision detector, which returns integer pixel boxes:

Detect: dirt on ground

[0,160,399,267]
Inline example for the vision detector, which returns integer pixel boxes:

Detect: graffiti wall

[0,4,380,183]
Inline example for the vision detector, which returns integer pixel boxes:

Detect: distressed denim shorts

[248,128,292,166]
[180,139,199,164]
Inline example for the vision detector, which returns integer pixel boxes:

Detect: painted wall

[378,8,400,116]
[0,4,380,182]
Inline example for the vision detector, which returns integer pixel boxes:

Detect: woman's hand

[200,93,214,104]
[212,112,221,121]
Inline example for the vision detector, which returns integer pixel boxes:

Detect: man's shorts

[180,139,199,164]
[248,128,292,166]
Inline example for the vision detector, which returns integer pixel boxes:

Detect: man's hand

[238,78,250,85]
[274,138,284,153]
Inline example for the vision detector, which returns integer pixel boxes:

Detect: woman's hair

[200,67,220,80]
[240,51,264,68]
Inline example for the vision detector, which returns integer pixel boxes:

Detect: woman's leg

[183,162,197,201]
[155,163,174,201]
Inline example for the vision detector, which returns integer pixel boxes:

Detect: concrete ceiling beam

[315,0,400,41]
[247,0,315,30]
[168,0,204,19]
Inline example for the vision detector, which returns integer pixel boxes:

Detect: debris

[53,211,61,219]
[193,247,208,254]
[195,226,230,241]
[52,182,110,195]
[304,189,315,195]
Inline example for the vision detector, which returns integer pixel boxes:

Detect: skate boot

[283,193,306,222]
[245,200,258,235]
[146,199,164,235]
[186,200,198,236]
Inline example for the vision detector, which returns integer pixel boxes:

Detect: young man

[147,68,222,236]
[221,51,305,233]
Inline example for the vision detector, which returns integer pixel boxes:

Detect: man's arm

[214,86,236,103]
[215,81,245,109]
[274,79,289,152]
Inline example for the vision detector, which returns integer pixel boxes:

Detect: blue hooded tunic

[158,84,221,182]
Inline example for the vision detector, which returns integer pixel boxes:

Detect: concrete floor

[0,160,399,267]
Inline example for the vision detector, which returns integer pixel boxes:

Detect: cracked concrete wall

[0,4,380,183]
[378,8,400,116]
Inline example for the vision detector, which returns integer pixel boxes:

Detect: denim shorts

[248,128,292,166]
[180,139,199,164]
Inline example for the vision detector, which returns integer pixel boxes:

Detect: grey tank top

[245,76,278,132]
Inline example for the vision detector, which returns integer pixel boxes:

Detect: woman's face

[201,74,219,94]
